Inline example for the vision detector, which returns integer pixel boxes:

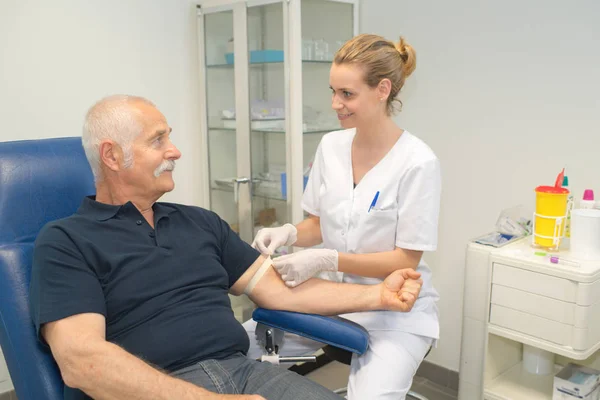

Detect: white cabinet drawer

[492,263,577,302]
[489,304,570,346]
[491,284,575,325]
[489,305,600,350]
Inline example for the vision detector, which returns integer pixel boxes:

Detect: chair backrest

[0,137,95,400]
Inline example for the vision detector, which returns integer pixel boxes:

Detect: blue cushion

[0,137,95,245]
[0,137,95,400]
[252,308,369,355]
[0,244,63,400]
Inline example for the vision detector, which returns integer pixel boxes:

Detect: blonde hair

[334,34,416,115]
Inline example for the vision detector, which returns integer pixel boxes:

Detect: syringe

[549,256,580,268]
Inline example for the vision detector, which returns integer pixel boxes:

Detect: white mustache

[154,160,176,177]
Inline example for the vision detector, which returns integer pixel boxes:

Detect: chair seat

[252,308,369,355]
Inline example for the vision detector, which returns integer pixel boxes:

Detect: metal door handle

[233,177,251,204]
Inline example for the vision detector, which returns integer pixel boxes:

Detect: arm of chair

[251,308,369,356]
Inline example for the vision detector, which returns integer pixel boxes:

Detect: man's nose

[168,144,181,160]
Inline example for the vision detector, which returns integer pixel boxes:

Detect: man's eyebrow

[149,127,172,140]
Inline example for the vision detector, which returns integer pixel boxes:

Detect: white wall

[0,0,203,206]
[362,0,600,371]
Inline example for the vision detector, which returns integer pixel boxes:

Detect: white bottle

[580,189,595,209]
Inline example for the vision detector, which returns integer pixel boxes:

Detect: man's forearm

[252,272,381,315]
[63,340,219,400]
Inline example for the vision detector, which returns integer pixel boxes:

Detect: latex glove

[273,248,338,287]
[379,269,423,312]
[251,223,297,255]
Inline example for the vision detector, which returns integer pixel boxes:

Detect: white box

[553,363,600,400]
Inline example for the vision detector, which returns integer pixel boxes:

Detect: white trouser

[243,319,433,400]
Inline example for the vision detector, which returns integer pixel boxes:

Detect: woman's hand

[272,249,338,287]
[251,224,297,255]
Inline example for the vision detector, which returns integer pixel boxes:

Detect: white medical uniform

[244,128,441,399]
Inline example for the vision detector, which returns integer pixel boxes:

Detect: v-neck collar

[350,130,408,191]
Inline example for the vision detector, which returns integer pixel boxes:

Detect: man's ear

[99,140,121,172]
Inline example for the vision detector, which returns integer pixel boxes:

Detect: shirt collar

[77,196,177,221]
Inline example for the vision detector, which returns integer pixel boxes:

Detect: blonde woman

[247,34,441,399]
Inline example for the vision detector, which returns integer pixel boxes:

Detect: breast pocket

[354,208,398,253]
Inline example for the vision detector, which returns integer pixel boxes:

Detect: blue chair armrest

[252,308,368,355]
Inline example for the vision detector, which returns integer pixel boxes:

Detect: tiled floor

[0,390,16,400]
[306,361,458,400]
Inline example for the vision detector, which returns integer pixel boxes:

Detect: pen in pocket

[368,191,380,213]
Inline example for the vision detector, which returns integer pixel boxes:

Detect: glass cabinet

[197,0,358,247]
[197,0,357,322]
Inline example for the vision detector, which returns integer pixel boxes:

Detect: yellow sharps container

[533,185,569,249]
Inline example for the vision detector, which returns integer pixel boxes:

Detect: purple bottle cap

[550,256,559,264]
[583,189,595,201]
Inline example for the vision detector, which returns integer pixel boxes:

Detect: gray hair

[82,94,155,182]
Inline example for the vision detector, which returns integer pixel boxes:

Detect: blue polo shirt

[30,196,260,398]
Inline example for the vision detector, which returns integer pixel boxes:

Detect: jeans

[172,352,342,400]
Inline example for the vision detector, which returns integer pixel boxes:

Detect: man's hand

[251,224,297,255]
[273,248,338,287]
[379,269,422,312]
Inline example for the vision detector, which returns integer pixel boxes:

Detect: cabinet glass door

[246,1,290,255]
[301,0,356,179]
[202,9,241,235]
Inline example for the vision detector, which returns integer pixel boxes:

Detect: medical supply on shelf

[473,206,531,247]
[523,344,555,375]
[473,231,521,247]
[533,184,569,250]
[496,205,532,236]
[496,215,530,236]
[563,176,573,237]
[570,208,600,260]
[553,364,600,400]
[225,49,284,64]
[580,189,595,209]
[221,100,285,121]
[549,256,580,268]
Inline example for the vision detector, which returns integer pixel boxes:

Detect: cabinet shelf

[484,362,560,400]
[206,60,333,69]
[208,126,336,135]
[211,185,287,202]
[487,325,600,360]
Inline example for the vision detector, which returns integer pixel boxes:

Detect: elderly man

[29,95,423,400]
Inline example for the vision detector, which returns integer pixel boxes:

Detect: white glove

[251,223,298,255]
[273,248,338,287]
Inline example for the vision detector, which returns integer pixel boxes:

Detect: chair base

[332,387,429,400]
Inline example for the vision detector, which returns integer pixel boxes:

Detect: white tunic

[302,128,441,338]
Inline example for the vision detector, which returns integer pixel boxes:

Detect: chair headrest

[0,137,95,244]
